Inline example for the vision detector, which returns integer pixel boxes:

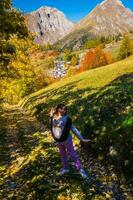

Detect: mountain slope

[25,6,74,45]
[58,0,133,49]
[76,0,133,36]
[56,27,95,49]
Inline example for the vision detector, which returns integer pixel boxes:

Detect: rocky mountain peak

[100,0,124,7]
[25,6,74,45]
[75,0,133,37]
[25,1,133,46]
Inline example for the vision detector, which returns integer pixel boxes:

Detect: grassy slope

[1,106,127,200]
[0,56,133,199]
[104,34,133,59]
[20,55,133,110]
[20,55,133,172]
[104,41,122,59]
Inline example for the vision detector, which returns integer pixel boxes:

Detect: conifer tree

[118,35,133,60]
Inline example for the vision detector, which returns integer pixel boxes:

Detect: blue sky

[12,0,133,22]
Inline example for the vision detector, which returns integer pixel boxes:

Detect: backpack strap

[50,116,72,142]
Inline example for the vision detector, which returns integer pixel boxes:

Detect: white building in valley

[48,59,67,78]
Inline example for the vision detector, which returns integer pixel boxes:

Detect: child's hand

[49,107,56,117]
[82,138,92,143]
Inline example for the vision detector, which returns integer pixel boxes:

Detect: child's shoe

[79,168,88,179]
[59,168,69,175]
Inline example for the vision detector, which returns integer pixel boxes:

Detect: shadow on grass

[0,138,103,200]
[34,73,133,177]
[0,73,133,199]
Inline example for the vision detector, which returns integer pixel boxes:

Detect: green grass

[104,41,121,59]
[1,56,133,199]
[104,33,133,59]
[19,55,133,176]
[20,55,133,109]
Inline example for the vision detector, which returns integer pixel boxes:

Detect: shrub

[71,54,79,66]
[118,35,133,60]
[80,47,115,72]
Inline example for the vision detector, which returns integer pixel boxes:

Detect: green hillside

[20,55,133,172]
[1,56,133,199]
[104,33,133,59]
[104,41,122,59]
[20,55,133,111]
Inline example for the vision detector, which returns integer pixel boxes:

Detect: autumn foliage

[79,47,115,72]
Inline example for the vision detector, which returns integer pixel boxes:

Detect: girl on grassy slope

[49,103,91,179]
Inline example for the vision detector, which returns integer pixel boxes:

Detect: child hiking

[49,103,91,179]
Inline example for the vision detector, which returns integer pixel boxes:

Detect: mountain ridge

[25,0,133,46]
[75,0,133,35]
[57,0,133,49]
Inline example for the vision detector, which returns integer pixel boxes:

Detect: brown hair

[55,103,67,116]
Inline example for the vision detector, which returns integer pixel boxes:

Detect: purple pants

[57,137,82,170]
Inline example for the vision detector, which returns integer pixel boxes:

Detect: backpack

[50,116,72,142]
